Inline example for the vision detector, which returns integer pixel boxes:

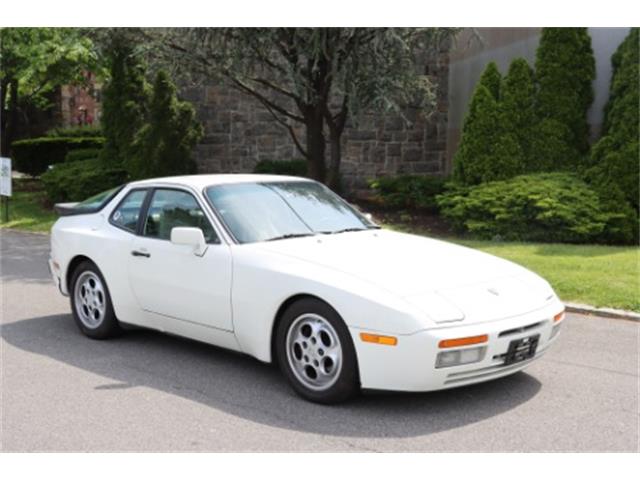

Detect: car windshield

[205,181,378,243]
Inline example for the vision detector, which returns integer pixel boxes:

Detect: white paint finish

[128,236,234,331]
[49,174,564,393]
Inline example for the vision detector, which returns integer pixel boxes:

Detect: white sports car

[49,174,565,403]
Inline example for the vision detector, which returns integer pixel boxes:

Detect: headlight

[436,346,486,368]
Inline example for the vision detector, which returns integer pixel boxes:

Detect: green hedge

[12,137,105,176]
[369,175,447,212]
[64,148,103,163]
[254,159,308,177]
[437,173,637,245]
[41,158,127,203]
[46,125,103,138]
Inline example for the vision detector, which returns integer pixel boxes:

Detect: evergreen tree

[453,63,502,184]
[586,28,639,212]
[499,58,536,170]
[453,85,522,185]
[478,61,501,101]
[535,28,595,164]
[129,71,203,179]
[100,37,149,165]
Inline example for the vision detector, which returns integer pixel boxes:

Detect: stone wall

[181,45,450,192]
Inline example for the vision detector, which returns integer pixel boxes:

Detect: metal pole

[1,195,8,223]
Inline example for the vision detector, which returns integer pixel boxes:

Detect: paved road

[1,229,638,452]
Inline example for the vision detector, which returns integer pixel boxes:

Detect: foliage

[128,71,203,179]
[46,125,103,138]
[155,28,456,188]
[535,28,595,164]
[254,159,308,177]
[64,148,103,163]
[499,58,537,169]
[437,173,637,244]
[253,160,305,177]
[586,28,639,212]
[0,28,97,155]
[477,61,501,100]
[0,28,96,108]
[41,158,127,203]
[369,175,447,212]
[99,32,150,165]
[11,136,105,176]
[453,83,523,185]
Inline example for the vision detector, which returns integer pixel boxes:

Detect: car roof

[127,174,313,190]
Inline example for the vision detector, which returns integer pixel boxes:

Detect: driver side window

[143,189,219,244]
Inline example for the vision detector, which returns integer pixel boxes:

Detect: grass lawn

[0,184,58,233]
[385,223,640,312]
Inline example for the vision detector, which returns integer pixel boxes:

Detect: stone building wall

[181,44,450,192]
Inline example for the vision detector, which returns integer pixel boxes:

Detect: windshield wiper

[264,233,316,242]
[321,226,381,235]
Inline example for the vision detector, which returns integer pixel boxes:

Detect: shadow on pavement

[2,313,542,439]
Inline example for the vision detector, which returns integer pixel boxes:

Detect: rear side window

[110,190,148,233]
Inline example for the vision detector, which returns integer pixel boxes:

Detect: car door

[128,187,233,332]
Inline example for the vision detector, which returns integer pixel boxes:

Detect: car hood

[256,229,556,324]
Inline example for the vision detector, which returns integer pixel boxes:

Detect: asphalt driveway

[1,229,638,451]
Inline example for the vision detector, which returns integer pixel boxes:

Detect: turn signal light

[360,333,398,346]
[553,311,565,323]
[439,334,488,349]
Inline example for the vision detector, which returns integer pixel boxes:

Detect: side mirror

[170,227,208,257]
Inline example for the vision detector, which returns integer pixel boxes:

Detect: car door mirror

[170,227,208,257]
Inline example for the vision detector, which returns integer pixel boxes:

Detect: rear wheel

[276,298,359,404]
[70,261,120,339]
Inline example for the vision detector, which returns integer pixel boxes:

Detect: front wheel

[276,298,359,404]
[70,261,120,339]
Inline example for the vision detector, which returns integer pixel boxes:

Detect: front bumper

[349,299,564,392]
[48,256,67,296]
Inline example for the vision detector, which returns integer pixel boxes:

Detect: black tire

[69,260,121,339]
[276,297,359,404]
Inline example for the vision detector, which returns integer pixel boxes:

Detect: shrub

[41,158,127,203]
[453,85,524,185]
[64,148,103,163]
[254,159,309,177]
[128,71,203,179]
[11,137,105,176]
[586,28,639,212]
[535,28,595,163]
[500,58,537,169]
[437,173,637,244]
[369,175,447,212]
[46,125,103,138]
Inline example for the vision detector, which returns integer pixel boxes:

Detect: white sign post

[1,157,12,223]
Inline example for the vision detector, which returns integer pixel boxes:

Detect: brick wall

[181,45,450,192]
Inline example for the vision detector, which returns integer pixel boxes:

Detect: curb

[565,303,640,322]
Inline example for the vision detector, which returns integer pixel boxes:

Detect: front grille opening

[498,320,546,338]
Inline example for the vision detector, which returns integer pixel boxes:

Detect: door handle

[131,250,151,258]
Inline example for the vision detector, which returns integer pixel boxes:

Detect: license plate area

[504,334,540,365]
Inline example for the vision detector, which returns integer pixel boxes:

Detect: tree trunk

[327,127,341,191]
[305,111,326,183]
[2,79,19,158]
[0,79,7,157]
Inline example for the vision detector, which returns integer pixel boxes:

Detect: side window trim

[108,188,150,235]
[140,187,221,245]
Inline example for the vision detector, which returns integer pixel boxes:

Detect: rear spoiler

[54,202,81,216]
